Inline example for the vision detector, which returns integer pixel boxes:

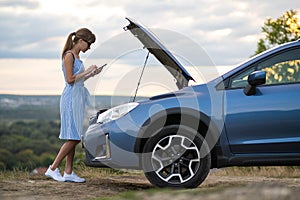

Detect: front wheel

[142,125,211,188]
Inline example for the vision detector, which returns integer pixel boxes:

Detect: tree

[255,9,300,55]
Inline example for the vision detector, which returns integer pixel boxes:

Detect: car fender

[134,107,221,155]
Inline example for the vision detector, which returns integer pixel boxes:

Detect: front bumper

[82,116,141,169]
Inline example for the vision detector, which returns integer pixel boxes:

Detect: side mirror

[244,70,266,96]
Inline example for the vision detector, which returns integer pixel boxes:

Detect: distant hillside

[0,94,147,170]
[0,95,60,120]
[0,94,148,121]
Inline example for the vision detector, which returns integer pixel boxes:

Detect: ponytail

[61,28,96,59]
[61,32,76,59]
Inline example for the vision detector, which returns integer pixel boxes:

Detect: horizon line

[0,93,150,97]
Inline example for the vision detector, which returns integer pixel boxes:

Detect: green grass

[1,165,300,181]
[75,164,140,178]
[0,168,31,180]
[0,163,140,180]
[212,166,300,178]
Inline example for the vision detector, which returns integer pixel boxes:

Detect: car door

[224,47,300,154]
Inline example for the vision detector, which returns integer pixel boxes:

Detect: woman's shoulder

[64,51,81,60]
[64,51,76,60]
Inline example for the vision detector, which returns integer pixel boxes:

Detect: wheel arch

[134,107,221,167]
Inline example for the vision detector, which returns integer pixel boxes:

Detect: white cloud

[0,0,39,10]
[0,0,299,65]
[1,0,300,95]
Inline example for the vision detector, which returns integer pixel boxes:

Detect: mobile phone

[99,63,107,69]
[94,64,107,74]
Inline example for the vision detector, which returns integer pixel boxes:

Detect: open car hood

[124,17,194,89]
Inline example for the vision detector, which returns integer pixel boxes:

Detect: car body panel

[84,83,224,169]
[124,17,194,89]
[224,83,300,154]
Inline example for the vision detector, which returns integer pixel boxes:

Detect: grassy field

[1,165,300,200]
[1,162,300,180]
[213,166,300,178]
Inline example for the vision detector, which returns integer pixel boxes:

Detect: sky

[0,0,299,96]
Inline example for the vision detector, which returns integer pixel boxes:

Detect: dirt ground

[1,172,300,200]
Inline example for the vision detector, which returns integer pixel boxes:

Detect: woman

[45,28,101,182]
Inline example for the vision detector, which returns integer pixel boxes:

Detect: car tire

[142,124,211,188]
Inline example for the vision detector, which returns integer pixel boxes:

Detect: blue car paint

[84,82,225,168]
[225,83,300,152]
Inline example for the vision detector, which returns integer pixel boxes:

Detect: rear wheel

[142,125,211,188]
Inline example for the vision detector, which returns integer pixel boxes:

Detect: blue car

[83,17,300,188]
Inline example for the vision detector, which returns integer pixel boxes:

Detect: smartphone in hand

[94,64,107,75]
[99,63,107,70]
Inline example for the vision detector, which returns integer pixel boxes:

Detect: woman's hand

[84,64,104,81]
[87,65,97,74]
[91,66,103,76]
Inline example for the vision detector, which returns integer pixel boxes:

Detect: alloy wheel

[151,135,200,184]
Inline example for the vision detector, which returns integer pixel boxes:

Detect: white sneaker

[45,165,65,182]
[63,171,86,183]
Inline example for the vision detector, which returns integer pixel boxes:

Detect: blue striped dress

[59,55,90,140]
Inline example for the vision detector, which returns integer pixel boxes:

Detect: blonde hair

[61,28,96,59]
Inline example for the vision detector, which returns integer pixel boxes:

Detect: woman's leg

[50,140,80,170]
[65,144,76,174]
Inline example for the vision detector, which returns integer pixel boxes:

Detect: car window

[230,67,256,88]
[257,48,300,85]
[230,48,300,89]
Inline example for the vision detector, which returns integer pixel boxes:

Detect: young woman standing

[45,28,101,182]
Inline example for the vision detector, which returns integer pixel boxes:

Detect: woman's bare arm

[64,53,96,84]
